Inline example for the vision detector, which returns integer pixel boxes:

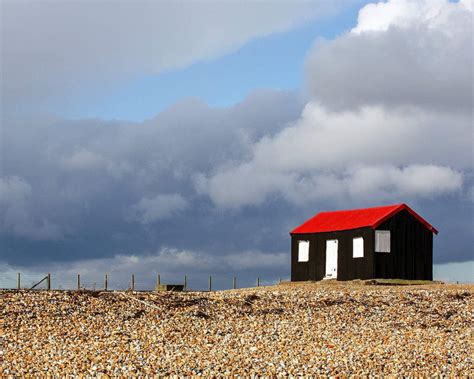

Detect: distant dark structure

[290,204,437,281]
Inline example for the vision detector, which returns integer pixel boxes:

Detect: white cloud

[199,103,469,207]
[129,194,188,224]
[344,165,463,200]
[351,0,465,34]
[202,163,463,208]
[284,165,463,204]
[306,0,472,111]
[195,167,293,208]
[461,0,473,12]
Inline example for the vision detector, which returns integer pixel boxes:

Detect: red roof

[290,203,438,235]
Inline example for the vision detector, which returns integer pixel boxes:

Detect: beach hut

[290,203,437,281]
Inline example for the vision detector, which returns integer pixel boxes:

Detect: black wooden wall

[374,209,433,280]
[291,227,375,281]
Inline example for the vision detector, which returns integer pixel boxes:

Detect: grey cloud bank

[128,194,189,224]
[0,0,472,286]
[1,91,305,269]
[1,0,342,111]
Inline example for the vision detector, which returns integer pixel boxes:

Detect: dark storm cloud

[0,90,304,270]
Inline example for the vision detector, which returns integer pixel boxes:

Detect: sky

[0,0,473,289]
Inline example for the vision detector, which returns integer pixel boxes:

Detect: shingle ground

[1,282,472,376]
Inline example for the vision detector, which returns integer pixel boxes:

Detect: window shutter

[298,240,309,262]
[375,231,391,253]
[353,237,364,258]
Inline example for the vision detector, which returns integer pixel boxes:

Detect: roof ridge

[318,203,402,214]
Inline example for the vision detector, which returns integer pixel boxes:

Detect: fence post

[17,272,21,290]
[77,274,81,290]
[47,273,51,290]
[257,276,260,287]
[184,275,187,291]
[279,277,282,284]
[105,274,108,291]
[208,276,212,292]
[157,274,161,286]
[131,274,135,291]
[233,276,236,290]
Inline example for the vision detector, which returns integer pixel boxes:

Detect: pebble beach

[1,282,472,376]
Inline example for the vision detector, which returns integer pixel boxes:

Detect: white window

[375,230,391,253]
[353,237,364,258]
[298,240,309,262]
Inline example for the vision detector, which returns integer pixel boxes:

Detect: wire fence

[2,272,287,292]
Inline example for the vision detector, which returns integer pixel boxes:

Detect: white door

[325,239,338,279]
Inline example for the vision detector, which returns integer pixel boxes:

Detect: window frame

[352,236,364,258]
[297,240,310,262]
[375,230,391,253]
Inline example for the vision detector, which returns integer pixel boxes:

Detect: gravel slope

[1,282,473,376]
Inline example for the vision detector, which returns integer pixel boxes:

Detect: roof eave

[291,225,374,235]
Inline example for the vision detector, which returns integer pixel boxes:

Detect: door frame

[324,239,338,279]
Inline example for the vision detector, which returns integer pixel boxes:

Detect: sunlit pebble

[1,283,473,375]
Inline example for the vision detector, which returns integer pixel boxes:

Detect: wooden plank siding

[375,209,433,280]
